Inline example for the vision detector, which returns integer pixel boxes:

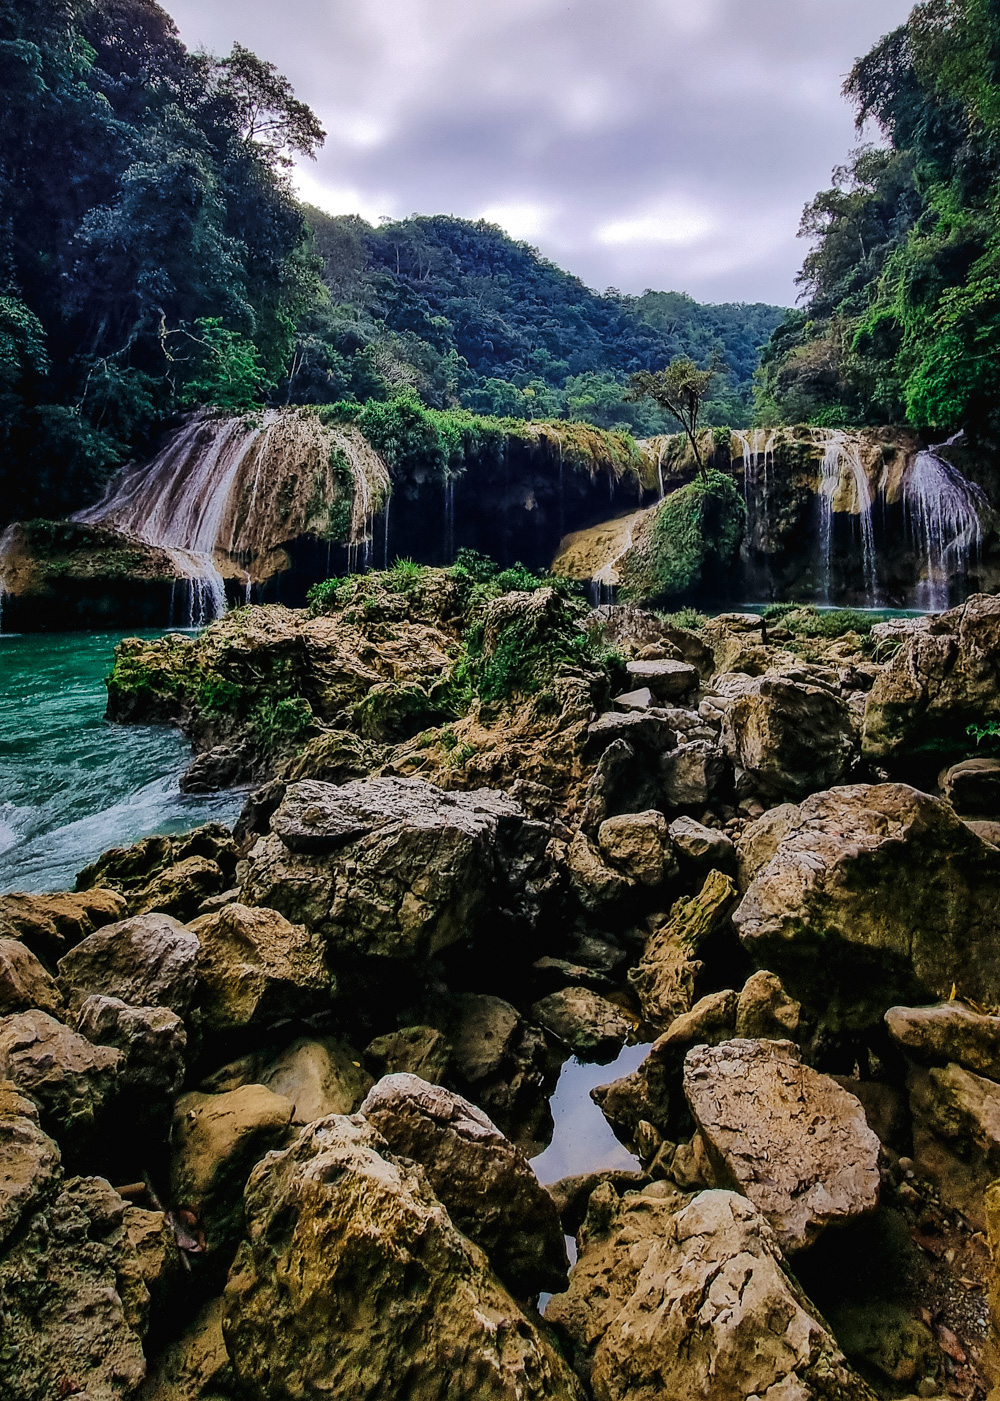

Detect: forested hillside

[294,210,785,434]
[0,0,783,528]
[758,0,1000,437]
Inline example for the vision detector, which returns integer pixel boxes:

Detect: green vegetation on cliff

[759,0,1000,437]
[619,470,746,603]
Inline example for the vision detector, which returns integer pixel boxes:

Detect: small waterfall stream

[810,428,880,606]
[70,410,390,620]
[903,439,987,611]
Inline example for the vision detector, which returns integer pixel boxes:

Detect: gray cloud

[167,0,915,304]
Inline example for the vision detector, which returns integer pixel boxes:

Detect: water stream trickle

[811,428,880,606]
[903,439,987,611]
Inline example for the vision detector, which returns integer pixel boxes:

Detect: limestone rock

[125,1205,183,1314]
[684,1039,881,1252]
[625,657,699,701]
[448,993,553,1152]
[365,1024,452,1084]
[940,756,1000,815]
[138,1296,234,1401]
[735,970,801,1040]
[361,1073,568,1296]
[886,1001,1000,1080]
[76,995,186,1103]
[721,673,857,800]
[189,902,328,1035]
[170,1085,294,1255]
[668,814,735,870]
[659,739,729,810]
[629,870,738,1029]
[261,1037,373,1123]
[130,856,227,920]
[0,1080,61,1248]
[0,936,63,1017]
[580,737,663,832]
[57,912,200,1017]
[0,1175,147,1401]
[0,888,126,962]
[564,830,633,914]
[546,1185,876,1401]
[222,1115,586,1400]
[597,809,677,887]
[239,777,523,962]
[908,1062,1000,1228]
[530,988,631,1062]
[585,709,677,758]
[735,784,1000,1028]
[864,595,1000,766]
[0,1010,120,1147]
[612,686,655,711]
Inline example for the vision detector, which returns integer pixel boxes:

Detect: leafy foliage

[759,0,1000,437]
[619,470,747,603]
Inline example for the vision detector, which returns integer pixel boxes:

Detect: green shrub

[968,720,1000,753]
[307,577,347,614]
[197,674,243,712]
[656,606,708,630]
[619,469,746,603]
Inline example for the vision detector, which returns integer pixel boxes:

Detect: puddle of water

[530,1041,651,1185]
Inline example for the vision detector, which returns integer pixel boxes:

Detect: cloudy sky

[168,0,915,307]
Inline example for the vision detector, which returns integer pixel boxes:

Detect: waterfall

[903,440,986,610]
[73,408,390,606]
[810,428,879,606]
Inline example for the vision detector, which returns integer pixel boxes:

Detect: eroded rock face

[908,1063,1000,1229]
[0,1175,147,1401]
[222,1115,586,1400]
[940,757,1000,815]
[0,1010,120,1148]
[138,1296,234,1401]
[629,870,739,1030]
[57,913,201,1018]
[0,1080,61,1248]
[0,937,64,1017]
[546,1184,877,1401]
[190,902,329,1036]
[448,993,553,1152]
[735,784,1000,1028]
[721,673,857,800]
[239,777,526,962]
[360,1073,568,1296]
[864,595,1000,768]
[683,1039,881,1252]
[75,996,186,1106]
[261,1037,373,1124]
[597,810,677,887]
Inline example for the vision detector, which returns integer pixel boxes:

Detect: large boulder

[863,594,1000,768]
[721,673,857,800]
[530,988,631,1062]
[360,1073,568,1296]
[57,913,200,1018]
[0,888,126,963]
[734,784,1000,1029]
[239,777,526,961]
[0,1010,120,1149]
[596,810,677,887]
[260,1037,373,1124]
[0,1175,147,1401]
[189,903,329,1036]
[940,757,1000,815]
[546,1184,876,1401]
[683,1039,881,1253]
[222,1115,586,1400]
[885,1001,1000,1080]
[170,1085,294,1256]
[76,995,186,1105]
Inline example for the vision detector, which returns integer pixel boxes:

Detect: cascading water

[903,438,986,611]
[811,428,880,606]
[71,409,390,614]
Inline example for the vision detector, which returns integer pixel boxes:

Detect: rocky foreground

[5,569,1000,1399]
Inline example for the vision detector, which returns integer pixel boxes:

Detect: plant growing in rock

[627,357,720,474]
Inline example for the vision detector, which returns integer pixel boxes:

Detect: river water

[0,630,243,894]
